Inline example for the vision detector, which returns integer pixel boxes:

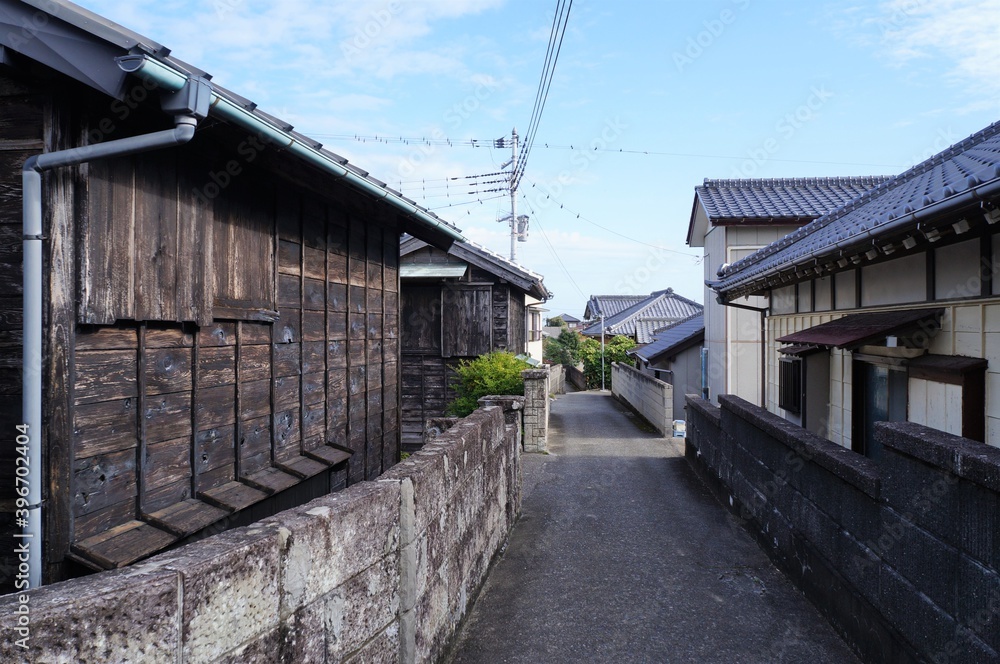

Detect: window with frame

[779,356,802,414]
[528,308,542,342]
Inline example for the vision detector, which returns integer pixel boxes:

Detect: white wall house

[711,122,1000,452]
[686,177,890,407]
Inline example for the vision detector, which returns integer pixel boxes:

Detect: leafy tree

[446,351,531,417]
[547,315,566,328]
[578,335,636,389]
[544,328,581,366]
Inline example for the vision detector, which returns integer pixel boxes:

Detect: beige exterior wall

[703,224,800,406]
[765,241,1000,449]
[526,295,545,361]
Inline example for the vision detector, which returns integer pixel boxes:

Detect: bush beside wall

[0,404,522,664]
[685,394,1000,664]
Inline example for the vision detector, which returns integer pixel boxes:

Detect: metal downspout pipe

[718,298,769,409]
[21,115,198,588]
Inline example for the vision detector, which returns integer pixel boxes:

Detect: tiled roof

[581,289,702,338]
[584,295,646,320]
[0,1,464,246]
[696,176,892,221]
[712,121,1000,299]
[632,313,705,363]
[634,318,682,344]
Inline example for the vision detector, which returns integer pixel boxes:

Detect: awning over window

[777,344,824,356]
[400,263,468,278]
[776,308,943,349]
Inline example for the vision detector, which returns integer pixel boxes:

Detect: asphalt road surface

[445,390,861,664]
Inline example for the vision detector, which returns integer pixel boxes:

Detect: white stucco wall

[703,225,799,407]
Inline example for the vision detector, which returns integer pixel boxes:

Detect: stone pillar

[520,367,550,453]
[477,395,525,429]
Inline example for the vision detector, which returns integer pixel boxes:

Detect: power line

[522,196,587,300]
[514,0,573,190]
[307,133,899,169]
[522,178,698,257]
[427,194,507,211]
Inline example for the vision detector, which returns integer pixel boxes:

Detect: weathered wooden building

[0,0,463,589]
[399,236,549,449]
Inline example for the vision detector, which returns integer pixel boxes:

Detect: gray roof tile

[697,176,892,221]
[581,289,702,338]
[713,121,1000,298]
[633,313,705,363]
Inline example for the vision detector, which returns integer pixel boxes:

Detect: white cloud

[866,0,1000,97]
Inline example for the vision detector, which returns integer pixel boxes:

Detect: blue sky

[77,0,1000,319]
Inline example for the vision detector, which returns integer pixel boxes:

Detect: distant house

[709,121,1000,453]
[584,294,647,322]
[0,2,465,589]
[629,312,705,420]
[686,176,891,407]
[399,236,550,449]
[580,288,702,343]
[551,313,582,329]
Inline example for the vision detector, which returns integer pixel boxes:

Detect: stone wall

[685,394,1000,664]
[521,368,550,453]
[0,403,522,664]
[611,362,673,437]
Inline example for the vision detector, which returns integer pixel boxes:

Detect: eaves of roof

[3,0,464,248]
[712,122,1000,300]
[632,313,705,363]
[400,236,551,301]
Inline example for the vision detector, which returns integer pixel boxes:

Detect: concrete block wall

[548,363,566,395]
[611,362,673,437]
[565,365,587,391]
[0,404,522,664]
[685,394,1000,664]
[521,368,550,453]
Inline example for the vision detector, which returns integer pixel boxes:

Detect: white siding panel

[814,277,832,311]
[835,270,857,309]
[936,239,981,300]
[772,286,795,314]
[862,254,925,307]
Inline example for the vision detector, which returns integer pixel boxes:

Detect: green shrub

[543,328,581,366]
[446,351,531,417]
[578,334,636,389]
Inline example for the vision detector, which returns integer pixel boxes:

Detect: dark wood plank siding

[0,65,404,580]
[402,286,441,352]
[442,286,492,357]
[44,89,82,582]
[0,71,45,591]
[398,245,537,451]
[508,291,526,355]
[56,104,399,573]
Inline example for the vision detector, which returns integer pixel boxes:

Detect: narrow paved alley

[446,391,860,664]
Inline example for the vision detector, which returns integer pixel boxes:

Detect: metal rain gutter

[22,87,204,587]
[116,55,465,245]
[714,171,1000,300]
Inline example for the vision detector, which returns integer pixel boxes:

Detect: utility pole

[509,127,518,262]
[498,128,528,262]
